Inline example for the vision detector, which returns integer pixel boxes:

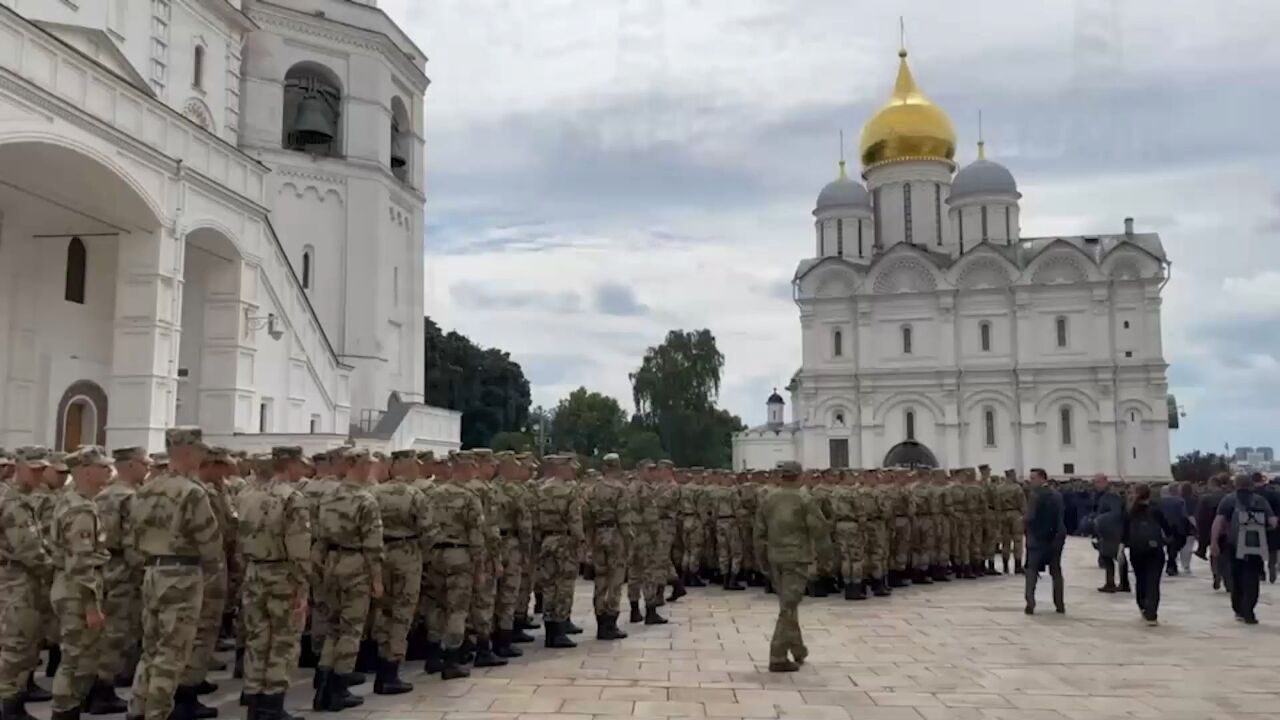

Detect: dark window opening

[905,410,916,440]
[65,237,86,304]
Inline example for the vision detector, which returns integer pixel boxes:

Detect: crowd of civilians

[1022,470,1280,625]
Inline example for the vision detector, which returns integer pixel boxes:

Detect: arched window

[390,96,411,182]
[284,62,343,157]
[193,45,205,89]
[836,219,844,256]
[905,410,916,440]
[65,237,86,304]
[1055,315,1069,348]
[981,205,989,242]
[393,267,400,306]
[902,325,913,355]
[979,321,992,352]
[817,222,825,256]
[1060,405,1073,446]
[301,246,313,290]
[833,328,843,357]
[984,407,996,447]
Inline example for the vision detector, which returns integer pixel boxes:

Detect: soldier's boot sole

[767,660,799,673]
[564,621,583,635]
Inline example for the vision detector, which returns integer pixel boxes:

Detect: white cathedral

[0,0,459,454]
[733,48,1175,482]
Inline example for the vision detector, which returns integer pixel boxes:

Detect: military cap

[369,450,388,462]
[203,446,234,465]
[472,448,495,459]
[17,446,50,468]
[389,449,416,461]
[657,459,674,468]
[585,469,602,478]
[636,458,655,469]
[540,454,566,465]
[776,460,802,475]
[602,452,621,467]
[272,446,305,462]
[342,446,371,461]
[165,426,204,449]
[494,450,516,461]
[48,451,70,472]
[150,452,169,466]
[416,450,435,462]
[73,446,113,468]
[454,450,476,464]
[0,448,13,466]
[112,446,148,463]
[310,451,329,464]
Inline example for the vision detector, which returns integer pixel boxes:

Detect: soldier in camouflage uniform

[997,473,1027,574]
[31,453,65,689]
[978,466,1001,575]
[297,449,343,669]
[628,460,669,624]
[737,471,761,586]
[929,470,954,582]
[625,460,651,622]
[463,449,506,668]
[652,461,684,603]
[805,471,836,596]
[126,429,222,720]
[236,446,311,720]
[90,448,146,708]
[534,455,583,648]
[946,470,971,578]
[49,447,113,720]
[676,469,704,587]
[422,454,484,680]
[583,453,632,640]
[863,471,892,596]
[369,450,429,694]
[711,471,746,591]
[755,462,830,673]
[511,453,540,638]
[964,470,990,578]
[831,471,866,600]
[0,448,55,720]
[490,452,532,657]
[908,472,935,585]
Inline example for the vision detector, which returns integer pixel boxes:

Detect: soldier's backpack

[1128,509,1165,552]
[1234,496,1270,561]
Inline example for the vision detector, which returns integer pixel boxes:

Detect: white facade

[734,57,1174,482]
[0,0,459,453]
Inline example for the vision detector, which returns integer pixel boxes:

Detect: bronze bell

[390,129,407,169]
[293,94,334,145]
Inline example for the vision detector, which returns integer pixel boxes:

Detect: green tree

[619,427,666,469]
[549,387,627,459]
[629,329,744,467]
[490,431,534,453]
[423,317,531,449]
[1171,450,1230,483]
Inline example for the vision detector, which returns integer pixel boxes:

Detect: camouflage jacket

[583,476,633,545]
[424,482,485,549]
[372,477,431,556]
[534,476,583,547]
[315,479,384,578]
[51,487,109,605]
[490,478,533,548]
[94,480,135,554]
[755,485,831,566]
[0,486,52,575]
[236,477,311,588]
[127,470,222,573]
[676,483,700,516]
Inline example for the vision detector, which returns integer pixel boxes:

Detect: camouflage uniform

[126,430,223,720]
[737,477,760,583]
[676,477,704,583]
[652,463,681,597]
[0,448,55,719]
[583,455,632,639]
[947,474,971,574]
[236,447,311,718]
[934,473,954,577]
[627,461,669,622]
[712,478,745,588]
[888,475,914,584]
[180,451,236,701]
[370,451,429,679]
[513,453,540,631]
[864,476,892,592]
[534,457,583,647]
[998,479,1027,573]
[463,454,501,660]
[298,465,341,658]
[830,475,866,599]
[754,463,830,672]
[490,453,532,654]
[910,476,936,583]
[313,450,384,710]
[965,478,988,575]
[94,450,142,689]
[422,473,484,678]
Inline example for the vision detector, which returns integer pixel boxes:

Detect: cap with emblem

[165,427,205,450]
[48,451,70,472]
[602,452,621,468]
[390,450,416,461]
[113,446,148,464]
[777,461,802,476]
[494,450,516,461]
[203,446,233,464]
[657,459,674,468]
[272,446,305,462]
[74,446,113,468]
[343,446,371,462]
[416,450,435,462]
[16,446,48,468]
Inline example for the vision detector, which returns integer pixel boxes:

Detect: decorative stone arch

[960,388,1016,418]
[813,396,857,428]
[1101,248,1160,281]
[953,254,1015,289]
[55,380,109,451]
[1029,251,1090,285]
[872,391,946,425]
[1118,398,1155,424]
[1033,387,1100,422]
[812,266,856,299]
[871,257,939,294]
[181,97,215,133]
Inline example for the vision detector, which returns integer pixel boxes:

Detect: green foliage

[423,317,531,449]
[1171,450,1230,484]
[620,428,666,469]
[550,387,627,458]
[629,329,744,467]
[490,431,534,453]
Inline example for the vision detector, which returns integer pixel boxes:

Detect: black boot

[544,621,577,649]
[888,571,908,588]
[667,579,686,602]
[533,592,544,615]
[516,614,540,630]
[51,708,79,720]
[457,636,475,665]
[630,601,643,623]
[726,573,745,591]
[987,559,1001,576]
[1014,558,1025,575]
[809,579,829,597]
[232,648,244,680]
[596,614,627,640]
[184,685,217,719]
[423,642,444,674]
[686,572,705,588]
[315,668,362,712]
[872,577,891,597]
[45,645,61,679]
[493,630,523,658]
[510,626,535,644]
[405,626,428,662]
[23,676,51,703]
[440,648,470,681]
[87,679,128,715]
[844,580,867,600]
[764,577,774,594]
[914,568,933,585]
[240,692,256,720]
[311,669,330,711]
[564,619,583,635]
[373,658,413,695]
[3,695,35,720]
[254,693,288,720]
[298,634,319,669]
[354,639,378,674]
[195,681,217,696]
[644,605,668,625]
[473,637,508,668]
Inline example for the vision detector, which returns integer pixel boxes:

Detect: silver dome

[815,175,871,211]
[949,158,1018,200]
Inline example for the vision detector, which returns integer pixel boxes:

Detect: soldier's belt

[248,558,287,564]
[717,516,736,520]
[327,544,365,552]
[433,542,469,549]
[108,548,124,557]
[145,555,199,567]
[384,535,420,543]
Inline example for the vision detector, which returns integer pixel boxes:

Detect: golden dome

[858,49,956,169]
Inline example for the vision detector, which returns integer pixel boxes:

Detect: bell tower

[239,0,429,421]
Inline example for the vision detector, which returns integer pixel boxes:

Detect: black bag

[1129,511,1164,551]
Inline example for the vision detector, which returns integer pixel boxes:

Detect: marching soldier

[464,450,505,668]
[0,447,55,720]
[582,453,632,640]
[421,454,484,680]
[534,456,583,649]
[369,450,430,694]
[91,448,147,707]
[490,452,532,657]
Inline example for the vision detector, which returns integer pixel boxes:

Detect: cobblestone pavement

[36,538,1280,719]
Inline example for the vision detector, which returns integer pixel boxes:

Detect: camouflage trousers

[970,513,988,560]
[981,512,999,558]
[317,551,372,674]
[51,573,104,711]
[424,547,473,650]
[767,560,808,664]
[96,559,140,682]
[516,539,535,621]
[494,537,523,632]
[913,514,936,568]
[703,521,717,573]
[863,521,888,579]
[537,536,577,623]
[241,562,304,695]
[38,577,57,647]
[309,542,331,649]
[834,521,863,582]
[679,516,703,574]
[1002,510,1024,561]
[590,528,627,616]
[129,566,203,720]
[469,546,497,638]
[740,522,757,573]
[659,519,679,582]
[181,566,226,686]
[952,515,971,565]
[891,517,912,571]
[373,542,422,662]
[936,516,953,567]
[0,569,42,699]
[715,519,742,576]
[625,528,651,605]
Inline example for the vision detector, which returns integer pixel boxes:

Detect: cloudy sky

[378,0,1280,457]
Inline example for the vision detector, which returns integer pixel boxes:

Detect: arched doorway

[882,440,939,469]
[55,380,109,451]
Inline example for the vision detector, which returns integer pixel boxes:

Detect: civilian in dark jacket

[1196,476,1228,590]
[1211,474,1278,623]
[1024,468,1066,615]
[1261,481,1280,583]
[1156,487,1189,576]
[1090,474,1129,593]
[1178,482,1198,573]
[1124,484,1173,625]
